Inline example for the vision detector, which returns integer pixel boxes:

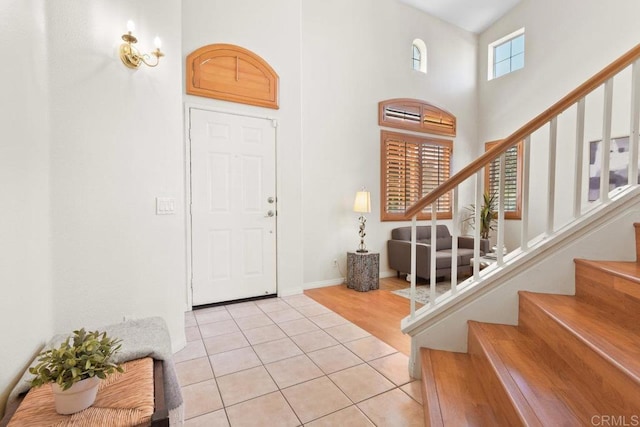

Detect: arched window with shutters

[379,99,456,221]
[378,98,456,137]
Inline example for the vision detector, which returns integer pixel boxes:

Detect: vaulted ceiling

[398,0,522,34]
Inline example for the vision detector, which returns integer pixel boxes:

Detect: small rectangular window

[488,28,525,80]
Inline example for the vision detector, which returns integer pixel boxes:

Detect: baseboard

[302,271,396,291]
[278,283,339,297]
[278,287,303,297]
[380,270,396,279]
[303,278,345,290]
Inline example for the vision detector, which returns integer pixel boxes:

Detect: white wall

[181,0,479,295]
[182,0,304,297]
[478,0,640,249]
[180,0,477,294]
[0,2,187,412]
[479,0,640,141]
[301,0,479,287]
[46,1,186,345]
[0,0,53,416]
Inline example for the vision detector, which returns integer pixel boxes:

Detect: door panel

[191,109,277,305]
[208,153,230,212]
[243,228,264,275]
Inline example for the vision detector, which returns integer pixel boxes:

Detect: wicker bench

[1,357,168,427]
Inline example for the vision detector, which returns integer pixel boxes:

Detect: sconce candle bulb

[154,36,162,49]
[119,22,164,69]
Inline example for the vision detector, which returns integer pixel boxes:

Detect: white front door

[190,109,277,305]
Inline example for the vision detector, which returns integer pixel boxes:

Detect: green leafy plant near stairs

[29,328,123,391]
[464,191,498,239]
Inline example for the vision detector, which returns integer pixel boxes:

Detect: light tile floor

[175,294,424,426]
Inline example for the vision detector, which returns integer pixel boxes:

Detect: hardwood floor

[304,275,421,356]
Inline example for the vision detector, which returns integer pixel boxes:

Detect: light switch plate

[156,197,176,215]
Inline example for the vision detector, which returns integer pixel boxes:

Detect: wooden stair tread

[421,348,499,426]
[520,291,640,384]
[469,321,597,425]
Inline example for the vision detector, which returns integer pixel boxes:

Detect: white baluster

[547,117,557,235]
[521,136,531,250]
[600,78,614,202]
[629,60,640,188]
[430,204,437,307]
[497,153,506,266]
[451,187,459,294]
[574,98,586,218]
[473,171,482,281]
[410,216,417,320]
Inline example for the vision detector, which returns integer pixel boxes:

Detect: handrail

[404,42,640,219]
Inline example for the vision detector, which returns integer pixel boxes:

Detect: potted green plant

[29,328,123,414]
[464,191,498,239]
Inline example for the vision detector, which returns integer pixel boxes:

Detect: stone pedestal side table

[347,252,380,292]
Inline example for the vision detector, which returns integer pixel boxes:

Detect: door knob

[265,210,275,217]
[267,197,275,204]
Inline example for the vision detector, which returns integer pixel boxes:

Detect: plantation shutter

[384,138,411,214]
[382,131,452,220]
[421,143,451,213]
[485,141,522,219]
[385,107,421,125]
[379,99,456,137]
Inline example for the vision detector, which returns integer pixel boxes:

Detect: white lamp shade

[353,191,371,213]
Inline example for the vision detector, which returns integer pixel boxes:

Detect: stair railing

[403,43,640,324]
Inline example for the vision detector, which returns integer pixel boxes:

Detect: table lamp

[353,190,371,253]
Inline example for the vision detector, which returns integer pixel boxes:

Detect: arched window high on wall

[412,39,427,73]
[378,99,456,220]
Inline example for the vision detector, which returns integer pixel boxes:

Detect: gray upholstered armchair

[387,225,490,280]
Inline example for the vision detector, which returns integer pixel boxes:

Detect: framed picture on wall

[588,136,639,201]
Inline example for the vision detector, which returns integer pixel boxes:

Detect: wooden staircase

[419,223,640,426]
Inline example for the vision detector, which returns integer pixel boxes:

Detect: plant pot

[51,376,100,415]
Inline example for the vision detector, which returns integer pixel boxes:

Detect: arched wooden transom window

[186,44,279,109]
[378,98,456,137]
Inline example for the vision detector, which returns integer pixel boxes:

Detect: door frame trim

[183,103,278,310]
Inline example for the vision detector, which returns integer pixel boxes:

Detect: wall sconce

[119,20,164,69]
